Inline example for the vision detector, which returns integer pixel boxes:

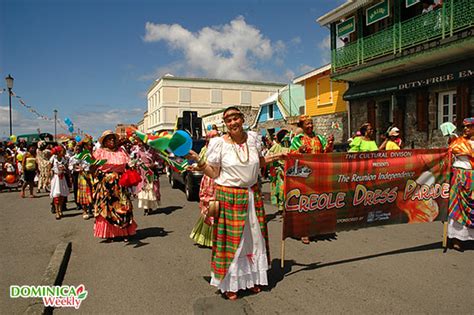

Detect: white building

[146,75,285,133]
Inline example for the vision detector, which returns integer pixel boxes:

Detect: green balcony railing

[332,0,473,71]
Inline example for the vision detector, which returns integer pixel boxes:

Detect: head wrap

[51,146,63,155]
[388,127,400,137]
[298,115,311,124]
[462,117,474,126]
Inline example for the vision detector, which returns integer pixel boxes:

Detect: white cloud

[0,106,143,139]
[318,35,331,50]
[0,105,56,138]
[317,35,332,66]
[284,69,296,81]
[299,64,314,74]
[291,36,302,45]
[74,107,144,138]
[143,16,282,81]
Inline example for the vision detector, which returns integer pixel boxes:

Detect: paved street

[1,179,472,314]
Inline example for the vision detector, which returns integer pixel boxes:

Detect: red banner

[283,149,450,239]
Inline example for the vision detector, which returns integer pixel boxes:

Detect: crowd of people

[1,109,472,301]
[0,131,164,241]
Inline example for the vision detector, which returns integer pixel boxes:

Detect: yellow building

[293,64,349,144]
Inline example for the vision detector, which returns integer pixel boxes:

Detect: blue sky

[0,0,343,139]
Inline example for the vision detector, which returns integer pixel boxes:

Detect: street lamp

[54,109,58,141]
[5,74,14,136]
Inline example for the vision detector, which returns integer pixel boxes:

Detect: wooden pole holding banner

[281,159,287,269]
[281,211,286,269]
[442,221,448,252]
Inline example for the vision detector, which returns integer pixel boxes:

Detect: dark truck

[167,138,206,201]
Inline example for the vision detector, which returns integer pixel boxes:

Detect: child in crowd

[49,146,69,220]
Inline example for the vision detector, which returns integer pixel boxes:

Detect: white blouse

[207,131,263,187]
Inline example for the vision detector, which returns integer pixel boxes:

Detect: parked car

[167,139,206,201]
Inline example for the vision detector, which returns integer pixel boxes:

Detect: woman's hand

[298,144,307,153]
[327,134,335,144]
[263,151,289,165]
[185,150,199,162]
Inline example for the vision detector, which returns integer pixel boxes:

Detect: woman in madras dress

[190,130,219,247]
[447,117,474,251]
[131,137,162,216]
[36,141,51,194]
[93,130,137,242]
[290,115,334,244]
[187,107,287,300]
[266,129,290,212]
[76,138,94,220]
[348,122,378,152]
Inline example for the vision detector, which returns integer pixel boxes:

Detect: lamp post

[54,109,58,141]
[5,74,14,136]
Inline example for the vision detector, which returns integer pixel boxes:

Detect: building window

[241,91,251,105]
[268,104,274,119]
[179,88,191,102]
[211,90,222,104]
[438,91,457,125]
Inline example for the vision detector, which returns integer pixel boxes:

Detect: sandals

[301,236,310,244]
[224,292,238,300]
[452,239,464,252]
[249,286,262,293]
[223,287,261,300]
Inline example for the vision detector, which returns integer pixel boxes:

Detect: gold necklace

[229,134,249,164]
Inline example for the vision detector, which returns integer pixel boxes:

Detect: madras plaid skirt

[77,172,92,205]
[211,184,269,281]
[449,168,474,228]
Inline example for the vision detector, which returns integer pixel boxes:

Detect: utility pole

[54,109,58,140]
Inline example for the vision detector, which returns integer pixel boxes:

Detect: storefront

[344,59,473,148]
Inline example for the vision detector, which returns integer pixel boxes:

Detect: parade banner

[283,149,450,239]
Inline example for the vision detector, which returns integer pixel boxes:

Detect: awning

[344,59,473,100]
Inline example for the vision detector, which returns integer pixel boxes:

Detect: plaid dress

[211,184,269,281]
[77,171,93,205]
[206,132,270,291]
[447,138,474,240]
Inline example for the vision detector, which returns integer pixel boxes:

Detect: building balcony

[332,0,473,82]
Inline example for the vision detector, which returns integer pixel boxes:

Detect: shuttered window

[416,91,429,132]
[456,82,470,128]
[367,99,376,127]
[241,91,251,105]
[179,88,191,102]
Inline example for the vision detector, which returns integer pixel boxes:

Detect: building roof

[293,64,331,83]
[259,93,278,105]
[147,75,285,93]
[317,0,372,26]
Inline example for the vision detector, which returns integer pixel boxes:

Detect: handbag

[119,169,142,187]
[208,200,220,223]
